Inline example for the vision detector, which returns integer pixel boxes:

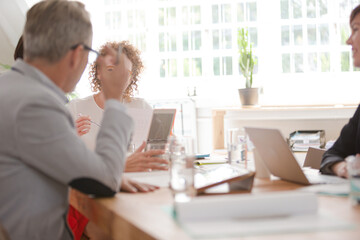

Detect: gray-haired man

[0,1,152,239]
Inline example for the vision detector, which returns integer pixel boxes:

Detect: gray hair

[23,0,92,63]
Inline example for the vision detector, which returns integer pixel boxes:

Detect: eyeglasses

[71,43,100,64]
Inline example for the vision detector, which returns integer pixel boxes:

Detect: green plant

[0,63,11,70]
[238,29,257,88]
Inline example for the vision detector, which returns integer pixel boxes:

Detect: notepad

[175,191,318,222]
[127,108,153,149]
[175,191,353,238]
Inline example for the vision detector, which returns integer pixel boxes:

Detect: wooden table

[70,177,360,240]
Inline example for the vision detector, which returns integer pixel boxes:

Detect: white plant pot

[238,88,259,106]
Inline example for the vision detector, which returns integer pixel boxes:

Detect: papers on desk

[175,191,353,238]
[124,171,169,187]
[127,108,153,149]
[299,183,350,196]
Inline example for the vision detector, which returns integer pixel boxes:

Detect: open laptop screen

[147,109,176,142]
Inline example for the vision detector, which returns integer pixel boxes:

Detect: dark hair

[350,5,360,23]
[14,36,24,60]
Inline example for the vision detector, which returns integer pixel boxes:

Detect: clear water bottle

[168,136,195,202]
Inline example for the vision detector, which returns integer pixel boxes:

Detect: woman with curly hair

[67,41,168,240]
[68,41,169,172]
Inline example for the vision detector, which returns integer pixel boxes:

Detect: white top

[68,95,152,150]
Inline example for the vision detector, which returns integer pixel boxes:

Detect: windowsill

[212,104,358,121]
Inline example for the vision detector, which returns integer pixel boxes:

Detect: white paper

[175,191,317,222]
[181,210,353,238]
[127,108,153,149]
[124,171,170,187]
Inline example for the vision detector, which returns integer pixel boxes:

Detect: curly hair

[89,41,144,101]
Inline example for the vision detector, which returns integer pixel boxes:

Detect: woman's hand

[120,176,159,193]
[331,161,348,178]
[125,142,169,172]
[75,115,91,136]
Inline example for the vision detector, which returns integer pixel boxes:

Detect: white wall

[196,106,357,153]
[0,0,27,65]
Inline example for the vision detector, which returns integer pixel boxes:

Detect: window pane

[184,58,189,76]
[169,7,176,25]
[307,24,317,45]
[213,30,219,49]
[282,54,291,73]
[293,25,303,45]
[170,59,177,76]
[212,5,219,23]
[320,52,330,72]
[319,0,328,17]
[281,25,290,46]
[194,58,202,76]
[319,24,329,45]
[223,29,232,49]
[341,52,350,72]
[128,11,133,28]
[159,8,164,25]
[339,1,348,18]
[308,52,317,71]
[281,0,289,19]
[293,0,302,19]
[159,33,165,52]
[193,6,201,24]
[183,32,189,51]
[182,7,188,25]
[213,57,220,75]
[138,10,145,27]
[139,33,146,51]
[307,0,316,18]
[340,23,350,45]
[224,56,233,75]
[247,2,257,21]
[294,53,303,72]
[105,12,111,27]
[249,27,258,47]
[160,59,165,77]
[171,33,177,51]
[193,31,201,50]
[238,3,244,22]
[114,11,121,29]
[222,4,232,23]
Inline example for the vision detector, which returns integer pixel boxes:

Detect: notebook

[303,147,326,170]
[146,109,176,149]
[245,127,348,185]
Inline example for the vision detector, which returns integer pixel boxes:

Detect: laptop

[245,127,348,185]
[146,108,176,149]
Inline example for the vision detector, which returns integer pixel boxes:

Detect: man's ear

[69,45,84,69]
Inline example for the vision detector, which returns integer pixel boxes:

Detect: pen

[195,161,227,166]
[115,45,123,65]
[90,120,101,127]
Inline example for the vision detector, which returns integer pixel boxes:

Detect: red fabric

[67,205,89,240]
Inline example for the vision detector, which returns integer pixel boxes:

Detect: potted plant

[237,28,258,106]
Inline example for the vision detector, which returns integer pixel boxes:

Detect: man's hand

[125,142,169,172]
[120,176,159,193]
[75,115,91,136]
[331,161,348,178]
[96,46,131,101]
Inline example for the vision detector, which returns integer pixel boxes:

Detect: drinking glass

[169,136,195,202]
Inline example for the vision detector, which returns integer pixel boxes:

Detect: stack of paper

[175,191,352,237]
[176,191,317,222]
